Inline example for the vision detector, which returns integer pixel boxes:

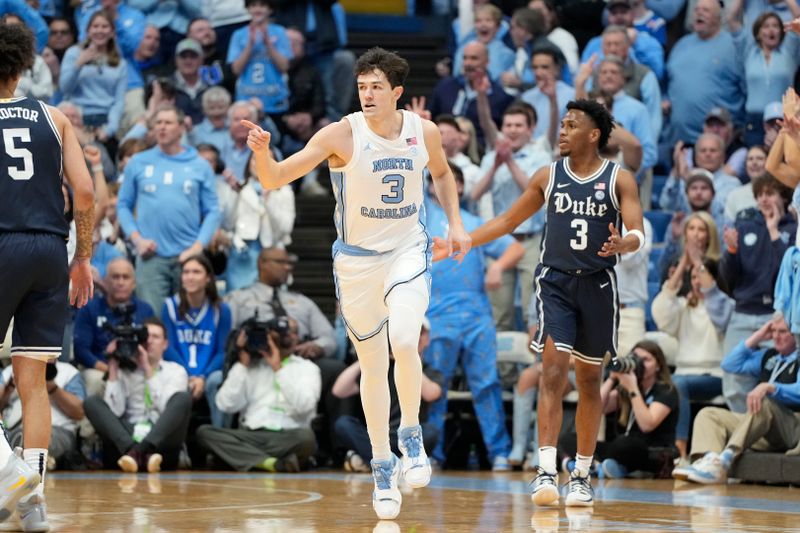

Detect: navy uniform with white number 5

[530,158,621,363]
[0,96,69,360]
[330,109,430,340]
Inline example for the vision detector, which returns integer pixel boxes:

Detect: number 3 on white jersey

[570,218,588,250]
[3,128,34,181]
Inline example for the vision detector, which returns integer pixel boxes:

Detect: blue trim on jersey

[332,239,386,257]
[330,170,345,243]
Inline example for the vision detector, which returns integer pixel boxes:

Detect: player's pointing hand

[242,119,271,154]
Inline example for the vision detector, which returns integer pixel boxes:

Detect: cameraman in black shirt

[559,340,679,479]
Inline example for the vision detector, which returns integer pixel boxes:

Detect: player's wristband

[627,229,645,253]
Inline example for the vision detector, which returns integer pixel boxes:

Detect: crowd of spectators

[1,0,799,483]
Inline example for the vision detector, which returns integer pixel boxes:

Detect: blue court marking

[50,472,800,516]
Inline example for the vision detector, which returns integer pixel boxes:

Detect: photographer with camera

[73,257,156,397]
[0,362,86,471]
[83,318,191,473]
[558,340,679,479]
[196,316,321,472]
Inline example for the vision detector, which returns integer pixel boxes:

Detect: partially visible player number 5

[3,128,33,181]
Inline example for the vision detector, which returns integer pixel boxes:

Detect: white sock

[575,454,593,478]
[539,446,557,475]
[22,448,47,497]
[0,421,12,468]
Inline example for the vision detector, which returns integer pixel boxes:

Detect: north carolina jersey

[540,157,621,273]
[0,97,67,237]
[330,110,430,254]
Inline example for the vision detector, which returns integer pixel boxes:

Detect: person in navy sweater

[162,254,232,427]
[73,257,155,397]
[117,105,221,315]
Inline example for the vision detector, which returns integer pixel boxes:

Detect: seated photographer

[225,247,345,460]
[162,255,232,427]
[331,319,443,472]
[673,317,800,484]
[73,257,156,397]
[196,317,321,472]
[84,318,191,473]
[0,362,86,471]
[559,341,678,479]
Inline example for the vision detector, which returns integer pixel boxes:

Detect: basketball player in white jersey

[243,47,470,520]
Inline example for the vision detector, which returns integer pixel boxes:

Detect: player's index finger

[241,119,261,131]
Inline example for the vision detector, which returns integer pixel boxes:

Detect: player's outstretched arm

[52,106,95,307]
[424,120,471,260]
[599,168,645,257]
[242,119,344,190]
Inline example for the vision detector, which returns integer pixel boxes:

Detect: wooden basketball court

[13,471,799,531]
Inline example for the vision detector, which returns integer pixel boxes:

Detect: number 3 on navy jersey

[570,219,588,250]
[381,173,405,204]
[3,128,34,181]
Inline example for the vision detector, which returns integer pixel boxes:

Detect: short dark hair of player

[503,102,536,128]
[752,172,792,208]
[143,316,168,338]
[566,99,615,150]
[0,22,35,84]
[354,47,410,89]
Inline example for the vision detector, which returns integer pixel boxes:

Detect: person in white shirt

[0,362,86,471]
[83,318,191,474]
[196,317,321,472]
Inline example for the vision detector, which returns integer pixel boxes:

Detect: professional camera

[103,303,148,371]
[608,352,645,382]
[241,313,294,356]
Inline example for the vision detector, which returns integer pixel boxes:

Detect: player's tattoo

[73,206,95,259]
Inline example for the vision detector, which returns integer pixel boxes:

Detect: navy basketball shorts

[0,232,69,360]
[530,264,619,365]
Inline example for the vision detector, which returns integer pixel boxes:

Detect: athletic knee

[540,365,568,392]
[388,328,420,359]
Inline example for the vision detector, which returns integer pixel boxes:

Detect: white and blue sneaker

[18,493,49,532]
[686,452,728,485]
[565,470,594,507]
[397,425,431,488]
[530,467,560,506]
[0,453,39,523]
[370,455,402,520]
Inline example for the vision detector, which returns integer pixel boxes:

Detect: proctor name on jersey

[552,192,609,218]
[0,107,40,122]
[361,203,419,219]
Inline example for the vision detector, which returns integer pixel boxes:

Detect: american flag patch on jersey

[406,137,417,146]
[594,182,606,190]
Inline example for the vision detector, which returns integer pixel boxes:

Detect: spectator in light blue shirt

[665,0,745,145]
[117,105,221,315]
[452,4,515,81]
[227,0,293,116]
[728,7,800,146]
[581,0,665,81]
[632,0,667,45]
[128,0,201,62]
[521,47,575,152]
[75,0,146,57]
[0,0,48,53]
[470,104,552,330]
[577,56,657,178]
[190,87,232,151]
[59,10,128,141]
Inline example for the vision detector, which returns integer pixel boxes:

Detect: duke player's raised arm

[245,119,349,190]
[470,165,549,248]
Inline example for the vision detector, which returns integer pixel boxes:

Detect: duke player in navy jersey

[435,100,645,507]
[243,47,470,520]
[0,23,95,530]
